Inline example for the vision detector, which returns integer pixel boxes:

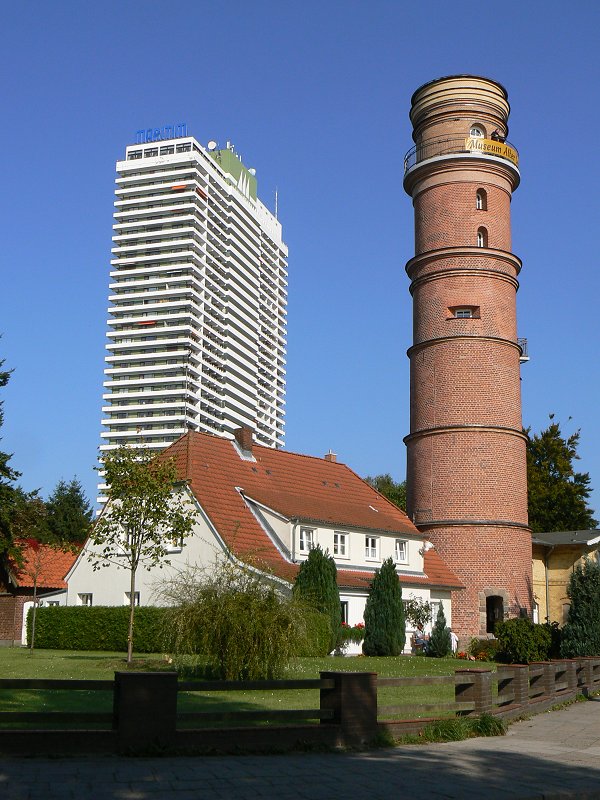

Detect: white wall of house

[66,494,226,608]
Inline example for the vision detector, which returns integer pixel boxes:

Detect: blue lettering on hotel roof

[135,123,188,144]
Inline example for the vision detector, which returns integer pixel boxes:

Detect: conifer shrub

[27,605,168,652]
[362,557,405,656]
[427,604,451,657]
[561,558,600,657]
[292,545,341,653]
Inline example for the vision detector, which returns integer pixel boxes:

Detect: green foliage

[292,545,341,653]
[495,617,552,664]
[420,714,506,743]
[363,557,406,656]
[561,558,600,657]
[403,595,432,629]
[26,605,168,652]
[427,604,451,658]
[364,474,407,510]
[293,609,331,657]
[90,445,196,663]
[162,562,308,680]
[44,477,93,545]
[468,638,501,661]
[527,418,597,533]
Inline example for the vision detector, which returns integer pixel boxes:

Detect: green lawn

[0,648,496,726]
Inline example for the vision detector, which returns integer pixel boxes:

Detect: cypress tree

[292,545,340,653]
[363,557,405,656]
[427,603,452,657]
[561,558,600,657]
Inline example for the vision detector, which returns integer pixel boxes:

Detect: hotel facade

[100,129,287,495]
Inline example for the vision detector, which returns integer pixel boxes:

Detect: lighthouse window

[455,309,473,319]
[470,125,484,138]
[477,227,488,247]
[476,189,487,210]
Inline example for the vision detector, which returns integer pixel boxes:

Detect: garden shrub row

[28,606,170,652]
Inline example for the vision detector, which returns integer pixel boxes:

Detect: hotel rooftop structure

[100,127,287,492]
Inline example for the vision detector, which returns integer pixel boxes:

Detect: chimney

[234,425,254,454]
[324,449,337,463]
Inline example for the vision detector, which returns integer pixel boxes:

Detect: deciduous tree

[364,474,407,511]
[90,446,196,664]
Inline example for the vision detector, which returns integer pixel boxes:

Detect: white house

[65,428,463,651]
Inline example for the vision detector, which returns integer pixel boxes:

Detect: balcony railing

[404,135,519,174]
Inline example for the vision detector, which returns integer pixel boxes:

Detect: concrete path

[3,699,600,799]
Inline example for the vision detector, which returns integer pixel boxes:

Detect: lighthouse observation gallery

[403,75,532,638]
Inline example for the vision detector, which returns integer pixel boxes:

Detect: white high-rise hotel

[100,125,287,466]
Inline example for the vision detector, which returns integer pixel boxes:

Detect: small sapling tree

[363,557,405,656]
[561,558,600,657]
[90,446,196,664]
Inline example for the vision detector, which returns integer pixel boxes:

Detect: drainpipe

[544,546,555,623]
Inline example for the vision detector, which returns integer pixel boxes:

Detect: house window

[47,601,60,607]
[476,189,487,210]
[365,536,379,560]
[168,535,184,552]
[395,539,408,563]
[78,593,93,607]
[333,532,348,557]
[431,601,441,625]
[125,592,140,607]
[477,227,488,248]
[340,601,349,625]
[299,527,314,553]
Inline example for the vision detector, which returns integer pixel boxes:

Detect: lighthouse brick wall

[404,76,532,638]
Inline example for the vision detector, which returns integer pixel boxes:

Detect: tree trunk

[127,566,136,665]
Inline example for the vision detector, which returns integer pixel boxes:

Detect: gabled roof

[532,529,600,547]
[9,542,79,590]
[161,431,463,590]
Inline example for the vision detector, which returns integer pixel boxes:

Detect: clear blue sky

[1,0,599,516]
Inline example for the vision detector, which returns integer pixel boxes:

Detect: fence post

[114,671,178,753]
[578,657,595,696]
[455,669,493,716]
[497,664,529,707]
[320,671,378,746]
[530,662,556,697]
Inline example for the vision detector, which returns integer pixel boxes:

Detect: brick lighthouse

[403,75,531,638]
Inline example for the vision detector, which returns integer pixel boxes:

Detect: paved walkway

[3,700,600,799]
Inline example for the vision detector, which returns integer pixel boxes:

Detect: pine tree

[527,418,597,533]
[292,545,340,653]
[427,603,452,658]
[560,558,600,657]
[45,477,93,545]
[363,557,405,656]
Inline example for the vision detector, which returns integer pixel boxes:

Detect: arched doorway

[486,595,504,633]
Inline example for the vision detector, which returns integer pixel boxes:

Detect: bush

[468,638,501,662]
[427,604,451,658]
[561,558,600,657]
[162,562,308,680]
[293,608,332,657]
[495,617,552,664]
[292,546,341,653]
[363,557,405,656]
[27,605,168,652]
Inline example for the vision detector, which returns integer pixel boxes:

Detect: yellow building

[532,530,600,625]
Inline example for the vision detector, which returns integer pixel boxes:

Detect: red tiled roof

[160,431,463,590]
[12,542,79,590]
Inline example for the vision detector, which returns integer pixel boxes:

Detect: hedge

[27,605,170,652]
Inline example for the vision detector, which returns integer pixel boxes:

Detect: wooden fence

[1,658,599,755]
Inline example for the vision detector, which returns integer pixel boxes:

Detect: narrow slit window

[476,189,487,210]
[477,227,488,247]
